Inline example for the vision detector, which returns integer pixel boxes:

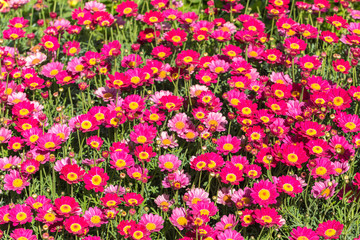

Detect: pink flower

[216,135,241,155]
[4,170,30,194]
[316,220,343,239]
[9,204,32,226]
[158,154,181,172]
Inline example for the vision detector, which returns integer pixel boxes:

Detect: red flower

[60,164,85,184]
[134,145,157,162]
[40,35,60,51]
[159,95,184,112]
[37,133,62,152]
[3,28,26,40]
[101,193,122,208]
[116,1,138,17]
[262,49,282,64]
[54,196,80,217]
[332,59,351,74]
[84,167,109,192]
[165,28,187,46]
[143,11,164,25]
[64,215,89,236]
[7,136,24,152]
[122,192,144,206]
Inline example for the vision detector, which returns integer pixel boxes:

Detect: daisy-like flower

[231,187,252,209]
[290,226,319,240]
[209,59,230,74]
[84,207,107,227]
[121,54,143,68]
[205,112,228,132]
[54,196,80,217]
[0,127,12,144]
[157,131,178,149]
[7,137,23,152]
[130,123,157,144]
[184,188,210,206]
[60,164,85,184]
[162,170,190,190]
[333,59,351,74]
[333,161,349,176]
[0,205,10,225]
[329,135,355,161]
[159,95,184,112]
[40,35,60,51]
[86,136,104,150]
[295,121,326,139]
[280,143,309,168]
[312,180,338,200]
[9,204,32,226]
[76,114,99,132]
[216,135,241,155]
[116,1,138,17]
[10,228,37,240]
[41,62,64,78]
[169,207,188,230]
[117,220,136,237]
[168,113,190,134]
[4,170,29,194]
[213,214,236,231]
[122,192,144,207]
[138,213,164,233]
[127,165,150,183]
[251,179,279,206]
[191,201,218,217]
[37,133,62,152]
[35,204,61,225]
[84,167,109,192]
[240,209,255,227]
[110,151,134,170]
[158,154,181,172]
[64,215,89,236]
[48,124,71,142]
[101,193,121,208]
[335,112,360,133]
[246,126,265,143]
[298,55,322,71]
[219,162,244,185]
[123,94,146,113]
[306,139,330,158]
[128,225,150,240]
[25,52,47,67]
[176,49,200,66]
[67,57,87,74]
[84,0,106,12]
[262,48,283,64]
[275,175,303,197]
[328,88,352,111]
[253,207,281,227]
[21,159,40,175]
[154,194,174,212]
[244,164,262,179]
[308,158,335,179]
[3,28,26,40]
[0,156,21,171]
[134,144,156,162]
[316,220,343,239]
[25,195,51,210]
[217,229,244,240]
[151,45,172,60]
[143,10,164,25]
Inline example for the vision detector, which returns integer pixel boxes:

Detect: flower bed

[0,0,360,239]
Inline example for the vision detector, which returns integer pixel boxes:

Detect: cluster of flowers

[0,0,360,239]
